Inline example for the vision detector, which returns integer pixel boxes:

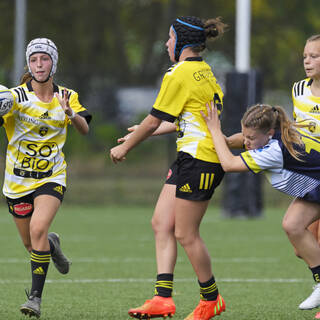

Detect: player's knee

[174,230,195,247]
[282,219,302,238]
[293,247,302,259]
[29,223,47,242]
[282,219,292,235]
[151,216,174,235]
[151,216,158,232]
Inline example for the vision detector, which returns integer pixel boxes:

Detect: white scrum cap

[26,38,58,77]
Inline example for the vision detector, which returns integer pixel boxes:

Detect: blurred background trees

[0,0,319,206]
[0,0,318,89]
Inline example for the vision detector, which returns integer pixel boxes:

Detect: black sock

[30,249,51,298]
[154,273,174,297]
[310,265,320,283]
[199,276,219,301]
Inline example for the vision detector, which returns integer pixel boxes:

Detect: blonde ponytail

[19,66,32,85]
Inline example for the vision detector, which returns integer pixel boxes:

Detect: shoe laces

[310,283,320,297]
[25,289,39,300]
[195,300,212,317]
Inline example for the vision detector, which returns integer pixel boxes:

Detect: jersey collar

[26,80,59,93]
[184,57,203,61]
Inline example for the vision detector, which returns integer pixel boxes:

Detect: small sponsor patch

[39,126,48,136]
[13,203,33,216]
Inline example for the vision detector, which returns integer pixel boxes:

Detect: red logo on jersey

[13,203,33,216]
[166,169,172,181]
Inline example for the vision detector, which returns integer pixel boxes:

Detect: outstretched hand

[200,101,221,134]
[117,125,139,143]
[55,89,74,117]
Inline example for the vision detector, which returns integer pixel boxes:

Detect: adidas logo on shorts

[179,183,192,193]
[53,185,63,195]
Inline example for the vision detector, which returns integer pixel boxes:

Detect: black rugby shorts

[166,151,224,201]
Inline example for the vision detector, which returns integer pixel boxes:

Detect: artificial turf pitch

[0,204,317,319]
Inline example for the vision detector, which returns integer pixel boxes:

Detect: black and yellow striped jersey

[151,57,223,163]
[292,78,320,138]
[1,81,91,198]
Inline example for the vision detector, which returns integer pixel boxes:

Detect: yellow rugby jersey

[292,78,320,138]
[1,81,91,198]
[151,57,223,163]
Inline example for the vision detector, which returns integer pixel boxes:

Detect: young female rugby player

[292,34,320,318]
[111,16,227,320]
[1,38,91,318]
[203,102,320,317]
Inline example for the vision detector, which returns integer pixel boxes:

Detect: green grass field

[0,204,318,320]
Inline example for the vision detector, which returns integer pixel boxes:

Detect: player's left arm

[202,102,248,172]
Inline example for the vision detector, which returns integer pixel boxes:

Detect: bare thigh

[174,198,212,282]
[152,183,176,233]
[174,198,209,240]
[283,199,320,234]
[152,183,177,273]
[14,216,32,252]
[29,194,61,251]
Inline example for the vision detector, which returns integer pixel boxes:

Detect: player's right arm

[117,121,176,143]
[202,103,248,172]
[110,114,162,163]
[226,132,244,149]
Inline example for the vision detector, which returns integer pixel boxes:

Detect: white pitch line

[0,277,308,284]
[0,257,278,264]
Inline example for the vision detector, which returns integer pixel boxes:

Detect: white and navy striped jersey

[1,81,91,199]
[240,132,320,202]
[292,78,320,138]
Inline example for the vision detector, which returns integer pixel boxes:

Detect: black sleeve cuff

[150,108,176,123]
[78,110,92,124]
[0,117,3,127]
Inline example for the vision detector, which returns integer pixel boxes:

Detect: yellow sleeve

[69,91,86,113]
[240,151,262,173]
[153,73,188,117]
[66,89,92,124]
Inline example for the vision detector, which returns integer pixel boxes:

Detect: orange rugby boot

[184,295,225,320]
[128,296,176,319]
